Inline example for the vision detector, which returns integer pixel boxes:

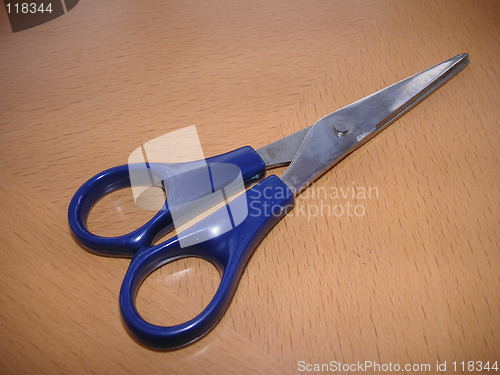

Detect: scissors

[68,53,469,349]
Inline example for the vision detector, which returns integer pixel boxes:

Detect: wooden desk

[0,1,498,373]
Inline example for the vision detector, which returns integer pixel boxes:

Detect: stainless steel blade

[256,127,311,168]
[281,53,469,194]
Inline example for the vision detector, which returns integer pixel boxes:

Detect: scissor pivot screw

[333,122,350,136]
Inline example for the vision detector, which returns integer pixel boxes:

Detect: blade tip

[454,52,470,64]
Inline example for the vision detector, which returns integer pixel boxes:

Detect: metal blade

[281,53,469,194]
[256,127,311,168]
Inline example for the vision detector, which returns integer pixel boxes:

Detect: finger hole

[86,186,165,237]
[134,184,167,211]
[135,257,221,326]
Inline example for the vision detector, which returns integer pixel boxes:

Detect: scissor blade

[281,53,469,194]
[256,127,311,168]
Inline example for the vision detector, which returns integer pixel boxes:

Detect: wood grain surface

[0,1,498,374]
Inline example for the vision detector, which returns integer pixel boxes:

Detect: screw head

[333,121,350,136]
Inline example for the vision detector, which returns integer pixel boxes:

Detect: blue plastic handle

[120,175,294,348]
[68,146,266,256]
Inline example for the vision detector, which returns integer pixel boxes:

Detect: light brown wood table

[0,1,498,374]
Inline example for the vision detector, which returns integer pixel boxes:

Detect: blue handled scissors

[68,53,468,349]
